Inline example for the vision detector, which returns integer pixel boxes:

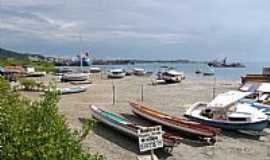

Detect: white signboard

[138,126,163,152]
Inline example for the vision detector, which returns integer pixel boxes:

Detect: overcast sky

[0,0,270,61]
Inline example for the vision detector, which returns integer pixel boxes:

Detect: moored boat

[133,68,146,76]
[56,67,73,76]
[203,72,215,76]
[61,73,89,82]
[90,105,182,148]
[107,68,126,79]
[59,85,88,94]
[195,69,202,74]
[185,91,269,131]
[161,70,185,83]
[129,101,220,144]
[89,67,101,73]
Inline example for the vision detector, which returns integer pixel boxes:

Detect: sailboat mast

[79,32,83,71]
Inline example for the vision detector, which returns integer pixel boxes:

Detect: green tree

[0,77,104,160]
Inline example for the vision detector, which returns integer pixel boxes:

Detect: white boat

[133,68,145,76]
[107,68,125,78]
[244,83,270,120]
[161,70,185,83]
[58,85,88,94]
[89,67,101,73]
[185,91,268,131]
[61,73,89,81]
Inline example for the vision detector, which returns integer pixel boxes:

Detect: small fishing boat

[129,101,220,144]
[185,91,269,131]
[125,70,133,76]
[56,68,73,76]
[70,80,92,85]
[61,73,89,82]
[133,68,146,76]
[161,70,185,83]
[59,85,88,94]
[197,66,215,76]
[107,68,126,78]
[89,67,101,73]
[195,69,202,74]
[203,72,215,76]
[90,105,182,148]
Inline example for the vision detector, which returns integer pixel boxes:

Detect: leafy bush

[0,77,104,160]
[19,78,42,91]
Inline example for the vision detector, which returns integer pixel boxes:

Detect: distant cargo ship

[208,58,245,68]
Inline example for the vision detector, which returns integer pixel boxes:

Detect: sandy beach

[23,73,270,160]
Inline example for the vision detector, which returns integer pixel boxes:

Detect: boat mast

[79,31,83,71]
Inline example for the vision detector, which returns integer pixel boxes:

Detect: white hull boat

[185,91,268,131]
[61,73,89,81]
[108,69,125,78]
[133,68,146,76]
[59,85,88,94]
[161,70,185,83]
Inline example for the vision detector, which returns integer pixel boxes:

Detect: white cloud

[1,0,270,61]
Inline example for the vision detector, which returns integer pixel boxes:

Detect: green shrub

[19,78,39,90]
[0,77,104,160]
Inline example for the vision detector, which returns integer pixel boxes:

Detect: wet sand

[23,74,270,160]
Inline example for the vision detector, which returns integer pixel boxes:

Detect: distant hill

[0,48,45,60]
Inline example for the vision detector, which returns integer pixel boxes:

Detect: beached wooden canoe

[129,101,221,144]
[90,105,182,148]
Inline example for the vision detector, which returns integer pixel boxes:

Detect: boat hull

[107,73,125,79]
[61,73,89,82]
[60,87,87,94]
[91,107,137,138]
[90,106,180,147]
[129,101,219,145]
[185,115,269,131]
[131,107,213,138]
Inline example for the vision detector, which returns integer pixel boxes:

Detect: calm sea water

[67,62,270,81]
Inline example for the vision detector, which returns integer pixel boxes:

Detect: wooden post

[141,84,144,102]
[213,76,216,99]
[113,83,116,105]
[150,150,154,160]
